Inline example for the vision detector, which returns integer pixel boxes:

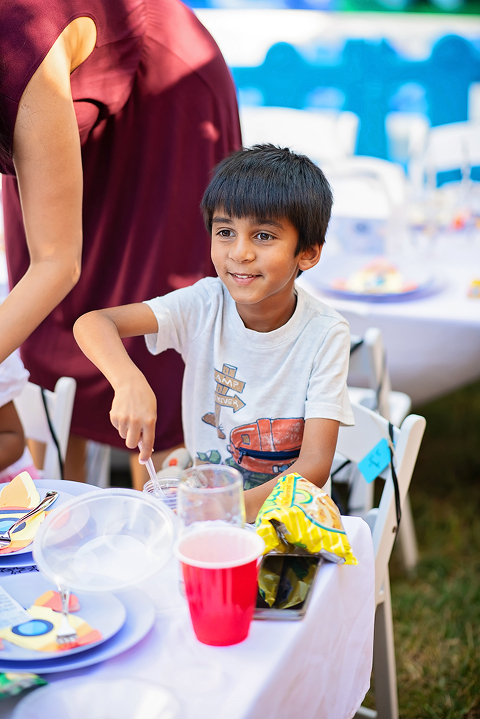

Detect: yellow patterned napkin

[0,473,46,554]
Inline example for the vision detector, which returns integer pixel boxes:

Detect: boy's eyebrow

[211,216,285,229]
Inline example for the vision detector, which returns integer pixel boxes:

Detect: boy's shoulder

[296,284,349,328]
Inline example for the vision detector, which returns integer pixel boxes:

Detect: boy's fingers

[138,425,155,462]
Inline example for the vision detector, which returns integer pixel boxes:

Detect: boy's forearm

[244,453,331,524]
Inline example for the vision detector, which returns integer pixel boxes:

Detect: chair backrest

[13,377,76,479]
[336,403,426,602]
[349,328,392,421]
[239,106,359,164]
[423,120,480,175]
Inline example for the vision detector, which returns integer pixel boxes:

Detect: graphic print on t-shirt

[201,364,246,439]
[227,417,304,476]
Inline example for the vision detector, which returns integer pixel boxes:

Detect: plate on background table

[0,572,126,660]
[0,588,155,673]
[0,480,101,567]
[308,254,443,303]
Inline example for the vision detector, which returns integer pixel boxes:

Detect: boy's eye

[217,229,234,238]
[256,232,274,241]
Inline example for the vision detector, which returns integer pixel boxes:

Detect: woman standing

[0,0,241,484]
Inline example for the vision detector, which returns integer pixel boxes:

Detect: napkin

[0,472,46,554]
[0,604,102,653]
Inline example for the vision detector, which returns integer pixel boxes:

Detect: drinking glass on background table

[177,464,245,534]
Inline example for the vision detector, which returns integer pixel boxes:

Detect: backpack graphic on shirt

[227,417,304,475]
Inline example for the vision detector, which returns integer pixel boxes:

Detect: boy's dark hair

[201,144,333,254]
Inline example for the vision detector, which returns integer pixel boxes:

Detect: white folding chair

[239,106,359,165]
[322,156,408,254]
[338,403,426,719]
[422,120,480,180]
[13,377,76,480]
[341,328,418,572]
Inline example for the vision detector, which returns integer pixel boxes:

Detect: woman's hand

[110,379,157,461]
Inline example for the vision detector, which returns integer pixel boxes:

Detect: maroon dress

[0,0,241,449]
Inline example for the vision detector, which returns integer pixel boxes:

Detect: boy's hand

[110,378,157,461]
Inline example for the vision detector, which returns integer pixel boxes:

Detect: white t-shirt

[145,278,353,488]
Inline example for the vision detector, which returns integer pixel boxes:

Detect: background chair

[338,328,419,572]
[239,106,359,164]
[322,156,408,255]
[421,120,480,182]
[13,377,76,480]
[339,402,426,719]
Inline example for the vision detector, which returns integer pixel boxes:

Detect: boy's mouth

[228,272,261,285]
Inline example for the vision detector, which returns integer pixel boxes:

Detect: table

[0,517,374,719]
[297,236,480,407]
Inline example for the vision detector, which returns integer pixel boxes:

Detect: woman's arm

[244,417,339,523]
[0,21,94,363]
[74,304,160,460]
[0,401,25,472]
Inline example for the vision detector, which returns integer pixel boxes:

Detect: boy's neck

[235,291,298,333]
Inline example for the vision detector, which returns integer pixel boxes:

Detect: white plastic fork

[56,587,77,647]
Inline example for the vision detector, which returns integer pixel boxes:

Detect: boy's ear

[297,244,322,272]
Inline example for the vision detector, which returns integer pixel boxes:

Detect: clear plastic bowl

[32,488,176,593]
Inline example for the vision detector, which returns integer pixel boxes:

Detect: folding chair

[340,329,419,572]
[13,377,76,480]
[239,106,359,165]
[421,120,480,180]
[338,402,426,719]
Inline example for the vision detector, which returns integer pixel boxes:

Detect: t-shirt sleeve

[143,280,215,357]
[304,320,354,426]
[0,352,30,408]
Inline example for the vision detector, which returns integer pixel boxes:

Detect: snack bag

[255,473,357,565]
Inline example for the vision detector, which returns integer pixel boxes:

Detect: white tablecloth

[0,517,374,719]
[298,237,480,406]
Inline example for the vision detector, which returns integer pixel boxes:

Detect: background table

[298,235,480,407]
[0,517,374,719]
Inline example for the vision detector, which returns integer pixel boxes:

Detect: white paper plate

[13,677,181,719]
[0,572,126,660]
[0,588,154,674]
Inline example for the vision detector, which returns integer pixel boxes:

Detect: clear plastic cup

[178,464,245,533]
[143,477,179,512]
[177,525,265,646]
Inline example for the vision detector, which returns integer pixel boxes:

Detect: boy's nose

[229,236,255,263]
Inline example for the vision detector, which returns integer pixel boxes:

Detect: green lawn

[364,380,480,718]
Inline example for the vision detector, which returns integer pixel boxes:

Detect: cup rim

[180,464,243,494]
[176,525,265,569]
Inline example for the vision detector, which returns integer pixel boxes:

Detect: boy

[73,144,354,522]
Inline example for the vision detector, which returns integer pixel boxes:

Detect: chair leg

[396,493,418,572]
[373,574,399,719]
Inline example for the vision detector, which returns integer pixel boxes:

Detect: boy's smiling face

[211,213,321,332]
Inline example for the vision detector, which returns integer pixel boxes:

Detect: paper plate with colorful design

[0,572,126,660]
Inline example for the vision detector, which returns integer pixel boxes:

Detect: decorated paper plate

[0,572,126,660]
[309,255,443,303]
[0,588,154,674]
[0,480,101,568]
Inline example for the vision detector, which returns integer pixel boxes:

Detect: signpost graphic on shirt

[202,364,246,439]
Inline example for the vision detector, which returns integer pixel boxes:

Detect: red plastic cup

[177,525,265,646]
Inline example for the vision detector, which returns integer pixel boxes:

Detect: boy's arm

[0,402,26,472]
[73,304,159,461]
[244,417,339,523]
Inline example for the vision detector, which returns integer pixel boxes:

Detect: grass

[364,380,480,718]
